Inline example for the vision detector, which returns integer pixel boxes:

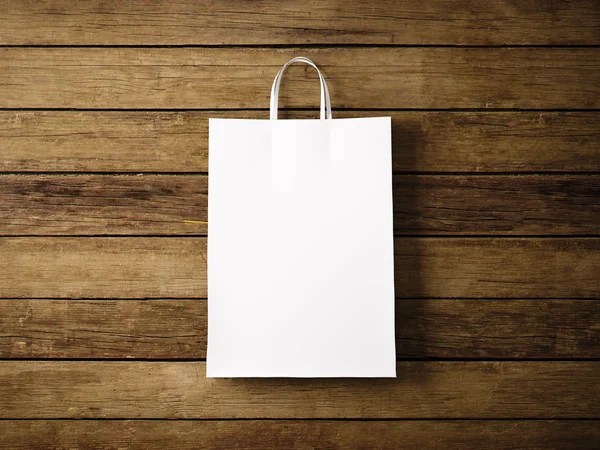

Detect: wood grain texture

[394,238,600,299]
[394,175,600,235]
[0,175,209,235]
[1,48,598,109]
[0,361,597,418]
[1,174,598,236]
[0,0,597,444]
[1,299,597,359]
[1,0,598,45]
[0,238,205,299]
[1,420,599,450]
[0,238,597,299]
[2,111,598,173]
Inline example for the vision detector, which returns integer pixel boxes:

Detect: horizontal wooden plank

[394,238,599,299]
[1,0,598,45]
[0,175,209,235]
[0,238,597,298]
[1,299,597,359]
[1,420,598,450]
[0,361,597,418]
[1,48,598,109]
[393,175,600,235]
[1,174,598,236]
[2,111,598,173]
[0,237,205,299]
[395,300,600,358]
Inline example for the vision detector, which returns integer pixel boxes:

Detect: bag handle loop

[270,57,332,120]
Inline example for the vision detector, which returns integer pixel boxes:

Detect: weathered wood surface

[1,420,599,450]
[1,48,598,109]
[0,238,205,299]
[0,0,597,446]
[0,175,209,235]
[1,0,598,46]
[0,361,597,418]
[1,174,598,236]
[1,299,597,359]
[393,175,600,235]
[0,238,597,299]
[3,111,598,173]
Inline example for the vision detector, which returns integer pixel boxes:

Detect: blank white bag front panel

[207,117,395,377]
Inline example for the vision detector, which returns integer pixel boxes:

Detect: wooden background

[0,1,599,448]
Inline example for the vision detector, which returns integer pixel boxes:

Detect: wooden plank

[1,0,598,45]
[1,48,598,109]
[394,175,600,235]
[0,361,597,418]
[394,238,599,299]
[0,238,597,299]
[0,175,209,235]
[1,299,597,359]
[2,111,598,173]
[394,299,600,359]
[1,420,598,450]
[1,174,598,236]
[0,238,205,299]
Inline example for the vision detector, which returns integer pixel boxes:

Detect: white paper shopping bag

[207,57,395,377]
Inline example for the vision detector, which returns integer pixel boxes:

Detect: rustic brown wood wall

[0,1,599,448]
